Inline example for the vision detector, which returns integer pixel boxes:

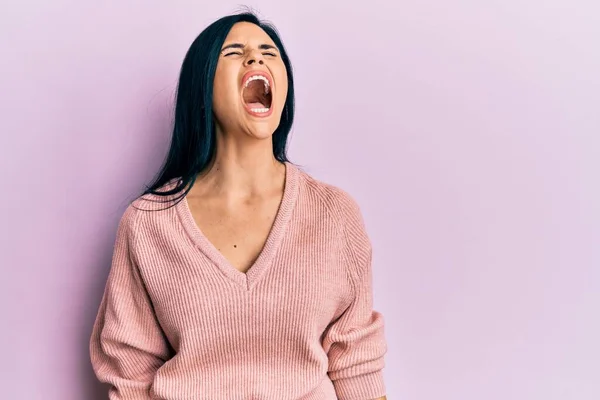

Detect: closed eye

[224,51,277,57]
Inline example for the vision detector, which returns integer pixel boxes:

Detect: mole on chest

[194,211,278,273]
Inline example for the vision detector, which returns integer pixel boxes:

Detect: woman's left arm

[323,190,388,400]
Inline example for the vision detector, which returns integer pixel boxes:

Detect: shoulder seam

[123,204,141,263]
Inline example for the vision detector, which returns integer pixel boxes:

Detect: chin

[246,124,278,140]
[243,113,282,140]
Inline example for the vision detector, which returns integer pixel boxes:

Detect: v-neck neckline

[175,161,300,291]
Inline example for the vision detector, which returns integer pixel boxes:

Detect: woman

[90,11,388,400]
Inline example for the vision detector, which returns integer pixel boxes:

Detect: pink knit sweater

[90,162,387,400]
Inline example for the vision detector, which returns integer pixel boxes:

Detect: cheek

[275,71,289,106]
[212,67,239,111]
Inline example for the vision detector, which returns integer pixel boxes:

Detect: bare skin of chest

[187,194,281,273]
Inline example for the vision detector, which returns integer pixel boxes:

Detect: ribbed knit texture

[90,162,387,400]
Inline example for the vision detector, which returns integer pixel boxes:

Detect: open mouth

[241,73,273,116]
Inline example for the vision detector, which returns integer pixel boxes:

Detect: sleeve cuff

[332,370,386,400]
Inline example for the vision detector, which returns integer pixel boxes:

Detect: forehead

[224,22,275,45]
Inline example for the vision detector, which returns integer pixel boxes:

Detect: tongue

[247,102,267,109]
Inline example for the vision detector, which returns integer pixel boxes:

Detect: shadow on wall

[78,84,173,400]
[80,226,118,400]
[76,76,174,400]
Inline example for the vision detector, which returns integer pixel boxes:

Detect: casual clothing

[90,162,387,400]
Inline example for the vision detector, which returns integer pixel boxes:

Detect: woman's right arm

[90,206,172,399]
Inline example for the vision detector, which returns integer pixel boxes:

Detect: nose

[244,50,264,67]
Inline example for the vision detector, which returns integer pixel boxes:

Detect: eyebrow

[221,43,279,52]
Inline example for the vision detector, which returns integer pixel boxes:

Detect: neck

[194,130,285,199]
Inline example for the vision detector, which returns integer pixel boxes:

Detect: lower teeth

[251,107,269,113]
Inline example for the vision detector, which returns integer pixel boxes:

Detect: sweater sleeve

[323,191,388,400]
[89,206,172,399]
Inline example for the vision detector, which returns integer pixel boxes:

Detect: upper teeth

[244,75,270,94]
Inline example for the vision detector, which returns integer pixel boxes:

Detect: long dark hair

[140,11,295,206]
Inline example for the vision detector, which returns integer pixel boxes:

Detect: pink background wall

[1,1,598,399]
